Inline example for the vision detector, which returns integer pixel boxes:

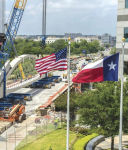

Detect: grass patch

[17,129,77,150]
[73,133,98,150]
[17,123,56,150]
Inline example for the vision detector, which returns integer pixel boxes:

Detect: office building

[116,0,128,75]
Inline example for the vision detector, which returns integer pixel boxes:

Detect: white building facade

[116,0,128,75]
[45,36,68,44]
[74,36,99,43]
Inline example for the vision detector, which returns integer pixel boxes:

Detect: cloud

[5,0,117,35]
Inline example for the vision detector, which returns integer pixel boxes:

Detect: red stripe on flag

[72,68,104,83]
[38,59,67,75]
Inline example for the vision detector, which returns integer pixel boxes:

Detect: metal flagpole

[66,37,71,150]
[119,38,125,150]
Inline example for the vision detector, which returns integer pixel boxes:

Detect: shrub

[73,133,98,150]
[70,127,89,135]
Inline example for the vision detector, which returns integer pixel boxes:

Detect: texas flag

[72,53,119,83]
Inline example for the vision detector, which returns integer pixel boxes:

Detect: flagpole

[119,38,125,150]
[67,37,71,150]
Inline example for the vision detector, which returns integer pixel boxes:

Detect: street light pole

[66,37,71,150]
[119,38,125,150]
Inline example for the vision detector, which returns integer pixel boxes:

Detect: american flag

[35,48,67,76]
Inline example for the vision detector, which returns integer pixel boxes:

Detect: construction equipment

[0,0,27,98]
[0,104,26,123]
[2,0,27,55]
[36,107,48,116]
[0,0,27,79]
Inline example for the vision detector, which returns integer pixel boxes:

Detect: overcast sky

[6,0,118,36]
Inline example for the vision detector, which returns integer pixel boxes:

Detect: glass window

[124,62,128,75]
[124,27,128,42]
[126,0,128,8]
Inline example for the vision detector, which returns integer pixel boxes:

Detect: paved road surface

[95,135,128,150]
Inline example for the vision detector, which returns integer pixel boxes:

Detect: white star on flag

[108,61,117,71]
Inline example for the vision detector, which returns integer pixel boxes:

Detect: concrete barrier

[86,135,105,150]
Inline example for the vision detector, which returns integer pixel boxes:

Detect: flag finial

[122,38,125,42]
[68,37,71,41]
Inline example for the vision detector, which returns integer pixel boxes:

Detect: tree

[88,40,101,53]
[13,38,105,57]
[77,82,128,150]
[104,43,110,48]
[49,39,67,53]
[55,91,79,121]
[110,47,116,54]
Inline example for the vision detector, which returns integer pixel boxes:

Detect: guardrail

[86,135,105,150]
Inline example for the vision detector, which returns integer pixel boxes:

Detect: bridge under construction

[0,0,47,98]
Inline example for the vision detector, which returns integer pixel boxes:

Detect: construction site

[0,0,123,150]
[0,1,88,149]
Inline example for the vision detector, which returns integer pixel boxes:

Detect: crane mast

[0,0,5,34]
[42,0,47,47]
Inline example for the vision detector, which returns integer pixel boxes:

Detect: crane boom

[3,0,27,55]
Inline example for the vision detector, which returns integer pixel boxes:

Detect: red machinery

[0,104,26,123]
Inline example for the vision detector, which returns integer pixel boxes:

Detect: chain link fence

[0,112,66,150]
[16,120,56,150]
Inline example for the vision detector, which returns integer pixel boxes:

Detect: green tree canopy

[77,81,128,149]
[12,38,105,58]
